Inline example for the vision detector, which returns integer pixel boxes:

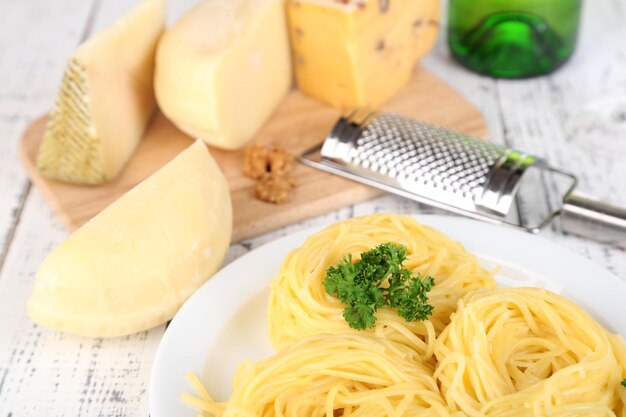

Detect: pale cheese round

[27,141,232,338]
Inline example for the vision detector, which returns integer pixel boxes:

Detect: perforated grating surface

[350,113,507,200]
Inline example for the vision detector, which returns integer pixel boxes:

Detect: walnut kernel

[243,144,270,179]
[268,147,294,177]
[255,174,297,204]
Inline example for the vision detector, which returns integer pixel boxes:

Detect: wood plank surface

[20,67,487,242]
[0,0,625,417]
[0,0,97,268]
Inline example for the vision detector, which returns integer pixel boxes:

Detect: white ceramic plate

[149,215,626,417]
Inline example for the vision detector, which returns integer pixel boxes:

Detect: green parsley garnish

[323,242,435,330]
[621,379,626,388]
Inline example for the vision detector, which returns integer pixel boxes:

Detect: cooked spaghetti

[434,287,626,417]
[267,213,496,359]
[182,214,626,417]
[182,333,454,417]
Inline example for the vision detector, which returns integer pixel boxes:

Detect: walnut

[244,144,297,204]
[268,147,294,177]
[243,144,270,179]
[255,174,297,204]
[243,144,295,179]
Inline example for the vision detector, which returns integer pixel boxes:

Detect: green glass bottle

[448,0,582,78]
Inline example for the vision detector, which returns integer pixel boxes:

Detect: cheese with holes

[287,0,440,109]
[36,0,165,185]
[27,141,232,338]
[154,0,291,150]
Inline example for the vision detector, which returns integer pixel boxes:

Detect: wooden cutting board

[20,66,487,242]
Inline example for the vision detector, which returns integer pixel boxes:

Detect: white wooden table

[1,0,625,415]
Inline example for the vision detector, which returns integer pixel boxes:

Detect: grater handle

[560,192,626,245]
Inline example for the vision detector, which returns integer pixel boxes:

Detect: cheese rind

[287,0,440,109]
[154,0,292,150]
[36,0,165,184]
[27,141,233,338]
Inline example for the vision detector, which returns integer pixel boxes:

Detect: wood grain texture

[419,0,626,276]
[0,0,96,269]
[0,191,164,417]
[0,0,625,417]
[0,3,171,416]
[20,67,487,242]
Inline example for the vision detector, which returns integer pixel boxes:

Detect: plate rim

[149,214,626,417]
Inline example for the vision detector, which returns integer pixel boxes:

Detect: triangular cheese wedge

[37,0,165,184]
[27,141,232,338]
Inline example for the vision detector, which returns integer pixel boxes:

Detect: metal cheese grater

[300,109,626,244]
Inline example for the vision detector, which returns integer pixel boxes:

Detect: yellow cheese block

[36,0,165,185]
[287,0,440,109]
[154,0,292,150]
[27,141,232,338]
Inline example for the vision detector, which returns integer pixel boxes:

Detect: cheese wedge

[287,0,440,109]
[154,0,291,150]
[36,0,165,185]
[27,141,232,338]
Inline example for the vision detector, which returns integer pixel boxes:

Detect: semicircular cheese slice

[27,141,232,338]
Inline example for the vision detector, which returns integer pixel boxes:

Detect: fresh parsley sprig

[621,378,626,388]
[323,242,435,330]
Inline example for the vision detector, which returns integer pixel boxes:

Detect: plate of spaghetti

[149,214,626,417]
